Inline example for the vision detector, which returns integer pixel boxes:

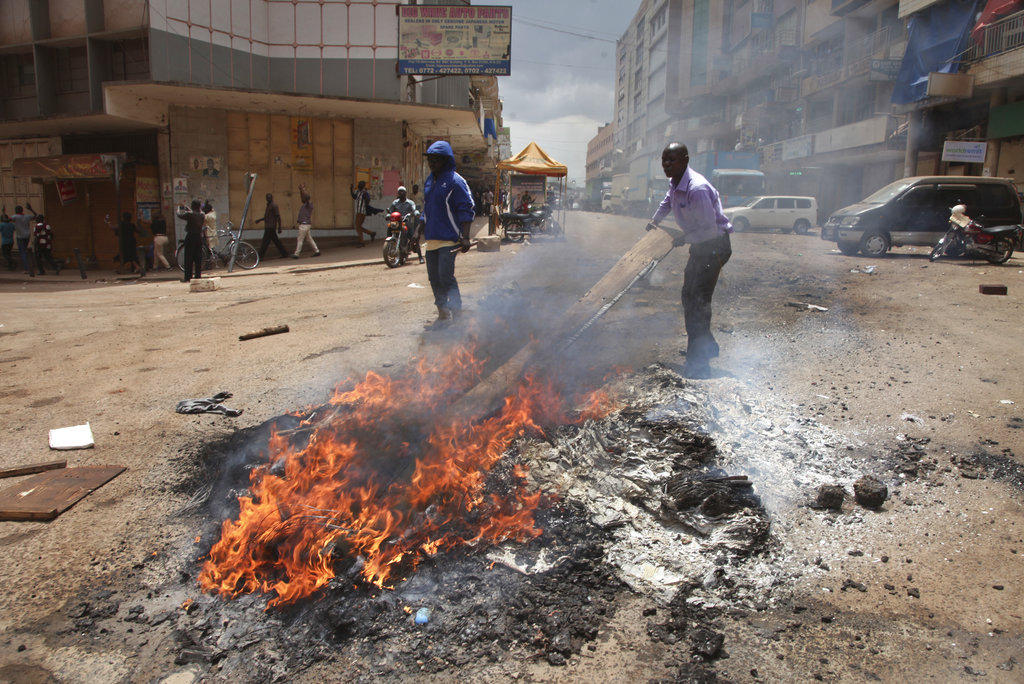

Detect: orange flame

[198,344,614,607]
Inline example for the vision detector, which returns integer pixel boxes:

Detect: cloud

[497,0,640,186]
[506,114,605,187]
[502,59,617,185]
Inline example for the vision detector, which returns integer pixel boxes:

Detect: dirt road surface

[1,213,1022,683]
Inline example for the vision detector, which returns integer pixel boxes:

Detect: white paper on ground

[48,423,95,450]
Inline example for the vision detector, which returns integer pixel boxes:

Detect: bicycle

[176,221,259,272]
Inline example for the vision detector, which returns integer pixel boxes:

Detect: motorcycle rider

[388,186,423,264]
[930,202,1018,264]
[949,204,971,230]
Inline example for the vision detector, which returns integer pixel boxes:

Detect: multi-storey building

[610,0,1024,222]
[584,122,614,205]
[0,0,500,268]
[898,0,1024,192]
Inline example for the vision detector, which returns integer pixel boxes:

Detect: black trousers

[183,236,203,280]
[2,243,12,270]
[681,233,732,366]
[35,247,61,274]
[259,228,288,259]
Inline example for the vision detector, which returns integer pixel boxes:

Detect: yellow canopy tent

[492,141,567,234]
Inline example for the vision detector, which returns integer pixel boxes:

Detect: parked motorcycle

[498,204,563,242]
[382,211,420,268]
[929,204,1019,265]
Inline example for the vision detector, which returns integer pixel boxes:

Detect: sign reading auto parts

[398,4,511,75]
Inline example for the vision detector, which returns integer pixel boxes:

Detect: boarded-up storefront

[226,113,356,235]
[10,153,158,269]
[0,138,58,213]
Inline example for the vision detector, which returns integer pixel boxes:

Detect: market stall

[492,142,567,237]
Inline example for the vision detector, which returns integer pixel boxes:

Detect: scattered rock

[853,476,888,509]
[813,484,845,510]
[690,628,725,660]
[841,579,867,592]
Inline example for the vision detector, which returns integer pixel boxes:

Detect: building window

[18,55,34,87]
[652,5,667,34]
[690,0,709,87]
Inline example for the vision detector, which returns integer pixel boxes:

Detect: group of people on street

[1,204,63,277]
[1,138,731,377]
[111,205,179,275]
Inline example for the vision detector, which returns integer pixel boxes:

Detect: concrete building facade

[584,122,614,205]
[0,0,500,268]
[609,0,1024,222]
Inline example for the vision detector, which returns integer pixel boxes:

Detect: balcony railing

[846,24,905,75]
[751,27,799,56]
[966,10,1024,62]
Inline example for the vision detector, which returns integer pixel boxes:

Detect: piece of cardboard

[0,466,126,521]
[48,423,95,450]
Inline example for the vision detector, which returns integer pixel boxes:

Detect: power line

[515,56,615,72]
[512,16,621,44]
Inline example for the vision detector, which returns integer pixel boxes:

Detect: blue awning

[891,0,982,105]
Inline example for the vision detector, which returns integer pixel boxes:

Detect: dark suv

[821,176,1022,257]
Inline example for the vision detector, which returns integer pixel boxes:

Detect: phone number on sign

[400,63,509,75]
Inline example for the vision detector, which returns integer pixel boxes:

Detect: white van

[601,192,612,213]
[723,196,818,234]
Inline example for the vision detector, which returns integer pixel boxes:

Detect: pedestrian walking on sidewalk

[349,180,378,247]
[12,204,37,275]
[116,212,141,274]
[202,201,217,249]
[177,200,206,281]
[150,209,171,270]
[646,142,733,379]
[32,215,62,275]
[0,212,14,271]
[255,193,288,260]
[422,140,474,327]
[292,183,320,258]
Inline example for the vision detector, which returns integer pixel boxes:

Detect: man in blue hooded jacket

[422,140,475,325]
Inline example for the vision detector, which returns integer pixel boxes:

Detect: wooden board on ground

[453,226,678,418]
[0,459,66,479]
[0,466,126,521]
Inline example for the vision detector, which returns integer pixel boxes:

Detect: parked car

[723,196,818,234]
[821,176,1023,257]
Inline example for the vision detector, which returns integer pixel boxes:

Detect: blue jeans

[16,237,32,272]
[425,245,460,311]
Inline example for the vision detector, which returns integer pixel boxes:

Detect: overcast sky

[499,0,642,186]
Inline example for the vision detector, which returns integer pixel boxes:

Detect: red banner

[12,154,118,180]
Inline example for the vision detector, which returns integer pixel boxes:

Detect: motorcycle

[498,204,563,242]
[382,210,420,268]
[929,204,1020,265]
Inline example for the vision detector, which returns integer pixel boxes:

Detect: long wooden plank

[0,459,66,479]
[453,226,678,418]
[0,466,126,521]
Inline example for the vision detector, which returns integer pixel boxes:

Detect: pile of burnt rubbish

[150,364,783,681]
[150,362,1024,682]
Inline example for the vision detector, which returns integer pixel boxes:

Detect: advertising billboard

[398,5,511,75]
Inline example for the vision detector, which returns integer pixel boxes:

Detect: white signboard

[398,5,512,75]
[941,141,987,164]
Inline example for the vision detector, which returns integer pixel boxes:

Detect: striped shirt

[352,188,370,216]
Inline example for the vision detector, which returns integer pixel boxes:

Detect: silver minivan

[723,196,818,234]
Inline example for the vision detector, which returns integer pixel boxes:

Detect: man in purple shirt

[646,142,733,379]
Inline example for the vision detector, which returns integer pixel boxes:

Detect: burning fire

[199,344,613,607]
